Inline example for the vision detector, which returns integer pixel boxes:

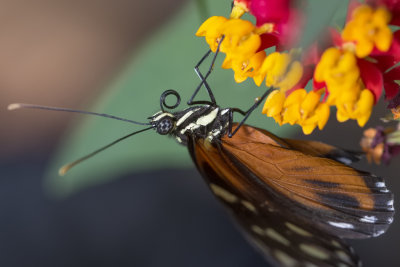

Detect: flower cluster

[196,0,400,137]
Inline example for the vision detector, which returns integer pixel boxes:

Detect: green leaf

[44,0,299,197]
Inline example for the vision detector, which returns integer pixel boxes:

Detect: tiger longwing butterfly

[9,39,394,267]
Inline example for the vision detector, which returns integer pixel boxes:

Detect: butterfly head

[150,112,176,135]
[148,90,231,145]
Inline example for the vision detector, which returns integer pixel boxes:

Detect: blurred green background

[2,0,399,266]
[44,0,349,197]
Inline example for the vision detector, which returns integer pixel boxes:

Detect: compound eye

[156,117,174,135]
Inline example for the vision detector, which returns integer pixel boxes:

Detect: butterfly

[9,40,395,267]
[148,61,394,267]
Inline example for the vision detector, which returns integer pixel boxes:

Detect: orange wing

[187,132,362,266]
[220,125,394,239]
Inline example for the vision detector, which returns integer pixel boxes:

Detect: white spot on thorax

[153,112,173,122]
[328,221,354,229]
[206,128,223,142]
[151,111,162,117]
[221,108,229,115]
[180,108,219,135]
[181,122,200,134]
[196,108,219,126]
[176,110,194,126]
[375,182,385,188]
[360,215,378,223]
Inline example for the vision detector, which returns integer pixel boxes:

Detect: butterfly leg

[187,36,225,106]
[228,88,274,137]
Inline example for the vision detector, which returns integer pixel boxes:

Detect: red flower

[383,66,400,100]
[249,0,291,25]
[357,59,384,102]
[248,0,303,49]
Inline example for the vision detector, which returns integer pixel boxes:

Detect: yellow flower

[196,16,228,52]
[262,89,286,118]
[219,19,261,63]
[282,89,307,124]
[342,5,393,58]
[263,89,330,134]
[314,47,360,101]
[300,103,330,134]
[336,88,374,127]
[315,46,374,127]
[196,16,274,86]
[228,51,267,83]
[196,17,261,63]
[282,89,330,134]
[230,1,249,19]
[255,51,303,92]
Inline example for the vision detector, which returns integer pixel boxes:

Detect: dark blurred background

[1,0,399,266]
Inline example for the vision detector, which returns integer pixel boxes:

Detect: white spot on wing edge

[265,228,290,246]
[299,244,330,260]
[209,183,237,203]
[387,199,394,211]
[336,250,353,264]
[360,215,378,223]
[331,240,342,248]
[375,181,385,188]
[274,250,297,267]
[373,230,385,237]
[251,225,264,236]
[285,222,312,237]
[337,157,352,165]
[241,200,257,213]
[328,221,354,229]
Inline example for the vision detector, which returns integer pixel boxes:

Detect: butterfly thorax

[150,105,230,145]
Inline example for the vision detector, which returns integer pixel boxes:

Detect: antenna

[58,126,154,176]
[8,103,151,126]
